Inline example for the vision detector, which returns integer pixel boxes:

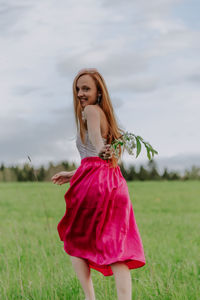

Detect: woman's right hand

[51,171,73,185]
[98,144,112,160]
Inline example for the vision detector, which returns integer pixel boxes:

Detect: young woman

[51,68,146,300]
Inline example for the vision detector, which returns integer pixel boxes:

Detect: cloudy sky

[0,0,200,173]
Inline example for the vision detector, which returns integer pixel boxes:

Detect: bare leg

[110,262,132,300]
[70,256,96,300]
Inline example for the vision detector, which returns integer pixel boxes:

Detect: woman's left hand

[98,144,112,160]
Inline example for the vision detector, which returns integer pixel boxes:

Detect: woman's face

[76,74,98,108]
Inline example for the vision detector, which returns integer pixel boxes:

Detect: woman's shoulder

[83,105,101,120]
[82,105,109,138]
[84,104,100,114]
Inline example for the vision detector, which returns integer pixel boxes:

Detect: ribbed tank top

[76,130,107,159]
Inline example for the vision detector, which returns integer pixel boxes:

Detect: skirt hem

[63,244,146,277]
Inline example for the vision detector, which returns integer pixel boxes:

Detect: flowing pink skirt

[57,156,146,276]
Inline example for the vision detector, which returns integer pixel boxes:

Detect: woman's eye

[76,87,89,92]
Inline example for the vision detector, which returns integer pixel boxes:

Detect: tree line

[0,159,199,182]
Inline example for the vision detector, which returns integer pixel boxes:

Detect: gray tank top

[76,129,107,159]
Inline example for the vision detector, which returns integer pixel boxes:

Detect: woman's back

[76,129,107,160]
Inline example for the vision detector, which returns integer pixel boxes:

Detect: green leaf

[146,147,151,160]
[136,137,142,158]
[137,135,144,142]
[146,143,153,149]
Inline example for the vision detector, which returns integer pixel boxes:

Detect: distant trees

[147,160,160,180]
[118,160,199,181]
[13,164,35,181]
[162,168,171,180]
[37,166,46,181]
[0,163,5,171]
[126,165,138,181]
[0,160,76,182]
[0,159,199,182]
[137,166,149,181]
[183,166,200,180]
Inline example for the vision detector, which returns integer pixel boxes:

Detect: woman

[51,68,146,300]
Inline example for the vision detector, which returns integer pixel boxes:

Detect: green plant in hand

[110,131,158,160]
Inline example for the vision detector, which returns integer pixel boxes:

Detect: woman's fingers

[104,144,110,150]
[52,177,60,182]
[52,177,62,184]
[55,180,63,185]
[52,175,59,181]
[100,151,112,159]
[98,144,113,160]
[100,144,111,154]
[52,173,68,185]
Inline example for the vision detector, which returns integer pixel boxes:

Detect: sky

[0,0,200,173]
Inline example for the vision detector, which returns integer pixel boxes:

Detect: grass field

[0,181,199,300]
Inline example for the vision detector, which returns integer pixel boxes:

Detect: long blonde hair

[72,68,125,168]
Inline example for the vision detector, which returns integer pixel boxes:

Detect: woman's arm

[70,169,77,176]
[83,105,105,153]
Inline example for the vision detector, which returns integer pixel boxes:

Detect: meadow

[0,181,199,300]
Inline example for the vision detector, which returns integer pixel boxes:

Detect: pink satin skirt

[57,156,146,276]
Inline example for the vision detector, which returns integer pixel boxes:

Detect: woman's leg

[110,262,132,300]
[70,256,96,300]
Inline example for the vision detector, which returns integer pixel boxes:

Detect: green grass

[0,181,199,300]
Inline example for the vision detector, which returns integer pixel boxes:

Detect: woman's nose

[78,90,84,97]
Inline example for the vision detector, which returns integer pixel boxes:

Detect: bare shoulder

[84,105,100,117]
[84,105,108,137]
